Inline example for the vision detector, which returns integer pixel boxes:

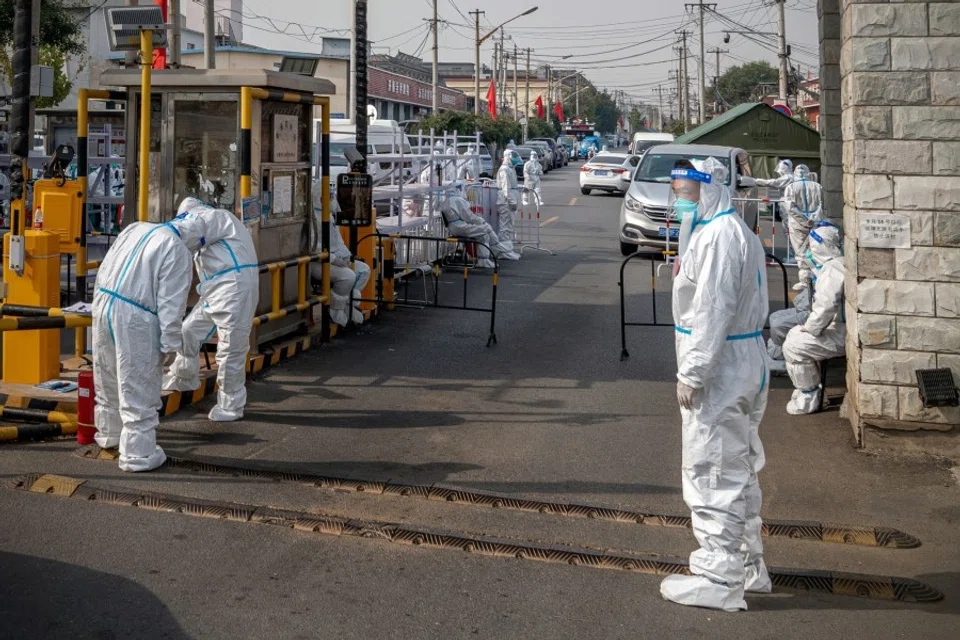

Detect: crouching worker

[93,219,197,471]
[162,198,259,423]
[783,222,845,415]
[766,287,811,375]
[440,196,517,268]
[311,185,371,326]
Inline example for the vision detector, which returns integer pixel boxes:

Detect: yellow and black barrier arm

[0,315,91,332]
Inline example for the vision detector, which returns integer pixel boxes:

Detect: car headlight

[624,195,644,213]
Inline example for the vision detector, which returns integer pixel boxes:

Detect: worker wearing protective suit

[782,165,824,290]
[440,196,518,267]
[420,149,443,187]
[766,287,811,374]
[93,220,196,471]
[458,144,479,181]
[523,150,544,206]
[310,183,371,326]
[661,157,771,612]
[496,148,520,258]
[748,159,793,228]
[443,146,458,184]
[782,222,845,415]
[162,198,259,422]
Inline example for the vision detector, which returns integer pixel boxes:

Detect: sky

[228,0,820,108]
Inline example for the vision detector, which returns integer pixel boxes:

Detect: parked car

[455,142,494,177]
[531,137,563,169]
[618,144,749,256]
[557,136,576,162]
[629,132,674,155]
[579,153,640,196]
[526,140,554,172]
[512,147,539,180]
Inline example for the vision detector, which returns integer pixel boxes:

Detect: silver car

[618,144,750,256]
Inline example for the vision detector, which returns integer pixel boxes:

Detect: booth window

[172,100,239,213]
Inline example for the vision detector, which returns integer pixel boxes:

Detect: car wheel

[620,241,636,257]
[581,187,591,195]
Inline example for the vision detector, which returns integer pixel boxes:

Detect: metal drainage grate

[916,368,958,408]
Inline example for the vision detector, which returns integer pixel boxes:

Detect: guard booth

[97,69,336,344]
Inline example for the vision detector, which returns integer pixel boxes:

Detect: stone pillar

[819,0,842,224]
[840,2,960,454]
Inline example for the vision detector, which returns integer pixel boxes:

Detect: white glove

[677,381,698,410]
[162,352,177,368]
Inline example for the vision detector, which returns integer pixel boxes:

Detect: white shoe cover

[500,251,521,261]
[476,258,496,269]
[351,307,364,325]
[162,373,199,393]
[208,405,243,422]
[792,281,808,291]
[786,387,822,415]
[119,445,167,473]
[744,559,772,593]
[660,574,747,612]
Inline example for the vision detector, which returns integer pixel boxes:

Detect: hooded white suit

[496,149,519,253]
[523,151,544,206]
[163,198,260,422]
[782,165,824,288]
[93,221,195,471]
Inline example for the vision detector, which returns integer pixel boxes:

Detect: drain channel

[156,455,922,549]
[11,473,943,604]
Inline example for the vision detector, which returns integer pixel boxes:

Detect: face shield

[776,160,793,177]
[171,198,213,253]
[669,168,710,262]
[807,221,842,270]
[530,151,538,162]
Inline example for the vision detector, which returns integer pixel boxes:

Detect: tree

[410,110,521,158]
[526,117,557,139]
[712,61,779,107]
[0,0,87,108]
[628,107,643,133]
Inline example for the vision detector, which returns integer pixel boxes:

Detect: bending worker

[496,148,520,258]
[783,222,845,415]
[749,159,793,225]
[163,198,259,423]
[93,219,197,472]
[440,196,519,266]
[523,150,544,207]
[782,165,824,290]
[662,157,771,612]
[766,287,811,375]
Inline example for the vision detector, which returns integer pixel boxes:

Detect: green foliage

[559,82,620,133]
[526,117,557,139]
[410,111,522,156]
[628,107,643,133]
[712,61,779,106]
[0,0,87,108]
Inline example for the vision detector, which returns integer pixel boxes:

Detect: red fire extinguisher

[77,370,96,445]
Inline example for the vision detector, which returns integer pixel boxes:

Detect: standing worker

[661,157,771,612]
[496,148,520,258]
[92,220,198,471]
[782,222,845,415]
[162,198,260,422]
[782,165,824,290]
[523,150,544,207]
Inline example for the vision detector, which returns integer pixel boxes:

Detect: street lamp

[474,7,538,115]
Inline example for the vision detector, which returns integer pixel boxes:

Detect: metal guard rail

[618,251,789,361]
[355,232,499,347]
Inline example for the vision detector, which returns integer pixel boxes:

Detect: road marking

[540,216,559,228]
[568,197,578,206]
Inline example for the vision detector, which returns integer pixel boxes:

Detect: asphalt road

[1,159,958,639]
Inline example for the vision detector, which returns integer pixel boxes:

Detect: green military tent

[674,103,820,179]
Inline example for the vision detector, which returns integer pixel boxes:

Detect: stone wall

[836,1,960,453]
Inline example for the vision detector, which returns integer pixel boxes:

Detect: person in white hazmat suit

[440,196,518,267]
[782,222,845,415]
[766,287,811,375]
[496,149,520,258]
[747,159,793,230]
[310,184,371,326]
[162,198,260,422]
[522,150,544,207]
[660,157,771,612]
[443,146,458,184]
[782,165,824,290]
[93,220,197,471]
[457,144,479,181]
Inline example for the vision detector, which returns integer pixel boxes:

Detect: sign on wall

[272,114,300,163]
[859,213,911,249]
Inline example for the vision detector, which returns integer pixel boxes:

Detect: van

[629,132,674,155]
[312,119,413,181]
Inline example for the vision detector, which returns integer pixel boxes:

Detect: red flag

[152,0,167,69]
[485,79,497,118]
[553,101,564,123]
[534,95,545,119]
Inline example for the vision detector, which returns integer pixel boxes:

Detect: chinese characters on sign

[858,213,911,249]
[272,114,300,163]
[387,79,411,96]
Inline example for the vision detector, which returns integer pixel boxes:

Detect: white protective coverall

[782,165,824,289]
[93,221,195,471]
[440,196,516,267]
[457,144,479,181]
[783,223,845,415]
[163,198,260,422]
[523,151,544,206]
[766,287,811,373]
[661,157,771,612]
[496,149,519,254]
[751,159,793,231]
[443,147,458,184]
[310,185,371,326]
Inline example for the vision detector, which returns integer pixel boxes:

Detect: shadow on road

[0,551,191,639]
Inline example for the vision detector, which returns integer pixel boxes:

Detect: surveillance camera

[344,145,364,166]
[723,33,730,44]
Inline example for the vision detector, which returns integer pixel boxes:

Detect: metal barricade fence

[462,181,555,255]
[618,251,789,361]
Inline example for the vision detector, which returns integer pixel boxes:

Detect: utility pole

[575,73,580,118]
[169,0,181,66]
[470,9,485,115]
[546,64,552,112]
[525,48,531,120]
[513,43,519,120]
[204,0,215,68]
[499,30,506,116]
[682,31,691,132]
[707,46,728,115]
[775,0,788,101]
[431,0,438,114]
[685,2,716,124]
[657,84,664,131]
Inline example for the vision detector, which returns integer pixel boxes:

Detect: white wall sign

[272,115,300,163]
[858,213,911,249]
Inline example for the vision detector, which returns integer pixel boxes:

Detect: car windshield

[515,148,533,159]
[634,152,731,184]
[589,155,625,166]
[632,140,665,155]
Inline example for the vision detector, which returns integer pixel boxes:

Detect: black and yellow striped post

[0,315,91,332]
